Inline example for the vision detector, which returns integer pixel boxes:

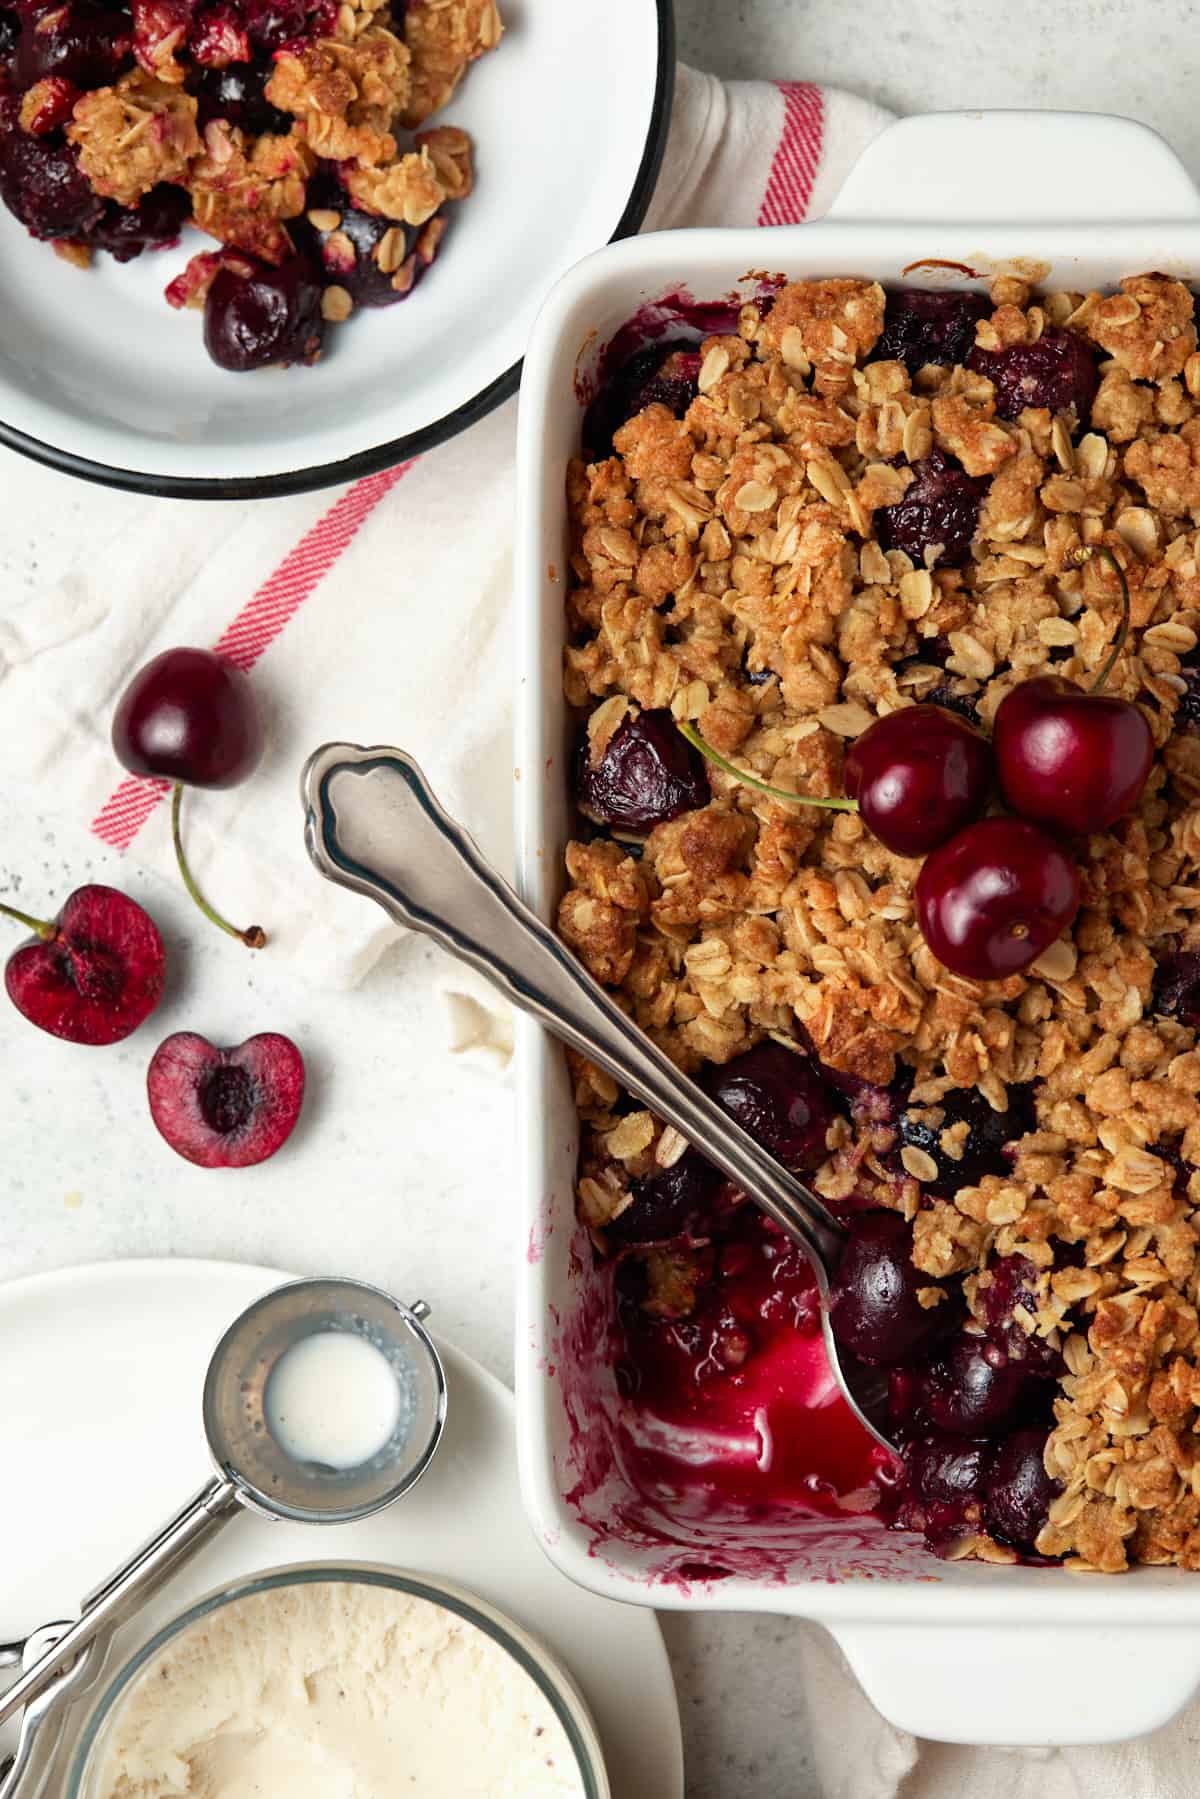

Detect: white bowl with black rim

[0,0,673,500]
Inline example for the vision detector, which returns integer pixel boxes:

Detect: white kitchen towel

[0,66,892,1002]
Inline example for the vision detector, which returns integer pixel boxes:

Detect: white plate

[0,1258,683,1796]
[0,0,672,498]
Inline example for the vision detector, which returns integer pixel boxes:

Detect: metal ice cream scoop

[0,1277,446,1757]
[301,743,893,1455]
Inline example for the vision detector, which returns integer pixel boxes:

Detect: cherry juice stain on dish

[574,280,785,450]
[613,1208,891,1519]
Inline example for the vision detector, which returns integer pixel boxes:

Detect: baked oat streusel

[0,0,501,369]
[557,271,1200,1572]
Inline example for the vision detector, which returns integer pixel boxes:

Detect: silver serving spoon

[301,743,894,1455]
[0,1277,446,1742]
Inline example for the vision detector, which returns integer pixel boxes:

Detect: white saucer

[0,1258,683,1796]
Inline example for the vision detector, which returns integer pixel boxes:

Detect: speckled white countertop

[3,6,1198,1795]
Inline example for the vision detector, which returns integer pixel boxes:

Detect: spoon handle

[301,743,845,1274]
[0,1477,236,1733]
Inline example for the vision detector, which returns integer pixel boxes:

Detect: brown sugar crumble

[557,270,1200,1573]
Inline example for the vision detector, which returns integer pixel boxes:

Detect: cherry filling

[293,169,438,309]
[190,58,292,134]
[876,450,990,569]
[582,339,704,460]
[575,708,710,832]
[203,251,324,370]
[12,0,132,90]
[872,288,991,373]
[85,184,191,261]
[616,1207,891,1518]
[0,89,102,239]
[609,1103,1064,1556]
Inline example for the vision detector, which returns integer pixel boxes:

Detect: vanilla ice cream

[89,1578,589,1798]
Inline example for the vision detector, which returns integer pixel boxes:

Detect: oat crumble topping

[558,271,1200,1573]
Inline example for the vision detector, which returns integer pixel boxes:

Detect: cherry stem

[171,783,266,950]
[677,722,860,813]
[0,900,55,941]
[1073,544,1130,695]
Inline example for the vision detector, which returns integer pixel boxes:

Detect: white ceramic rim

[511,109,1200,1745]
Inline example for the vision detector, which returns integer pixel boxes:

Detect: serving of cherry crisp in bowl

[0,0,501,369]
[556,269,1200,1576]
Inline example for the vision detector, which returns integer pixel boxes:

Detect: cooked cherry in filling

[561,273,1200,1572]
[0,0,501,369]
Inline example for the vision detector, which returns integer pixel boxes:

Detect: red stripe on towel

[758,82,825,226]
[90,461,413,851]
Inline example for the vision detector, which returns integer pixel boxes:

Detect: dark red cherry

[905,1431,992,1509]
[606,1148,722,1245]
[916,817,1081,981]
[113,649,265,948]
[1176,654,1200,732]
[85,185,191,263]
[1153,950,1200,1030]
[576,709,709,832]
[191,58,292,134]
[968,326,1099,423]
[705,1041,840,1174]
[237,0,335,51]
[977,1253,1063,1376]
[0,91,102,239]
[14,0,131,88]
[18,73,77,134]
[294,176,434,309]
[983,1427,1060,1551]
[993,675,1154,835]
[147,1031,305,1168]
[112,648,263,790]
[3,885,165,1046]
[875,450,989,569]
[828,1210,944,1365]
[843,704,993,857]
[583,340,703,460]
[898,1431,993,1553]
[872,288,990,373]
[920,1334,1033,1436]
[203,253,324,372]
[896,1083,1035,1198]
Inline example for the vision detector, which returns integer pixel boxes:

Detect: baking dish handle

[829,1618,1200,1745]
[827,109,1200,224]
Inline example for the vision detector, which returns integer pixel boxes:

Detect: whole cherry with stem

[112,647,267,949]
[993,545,1155,835]
[678,703,993,859]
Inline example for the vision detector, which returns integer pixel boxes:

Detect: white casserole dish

[513,110,1200,1747]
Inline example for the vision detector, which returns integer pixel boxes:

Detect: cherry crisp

[559,271,1200,1572]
